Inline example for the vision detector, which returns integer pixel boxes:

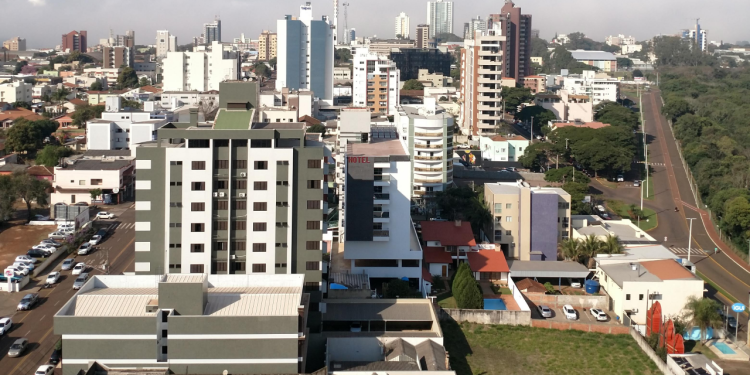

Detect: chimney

[454,220,462,227]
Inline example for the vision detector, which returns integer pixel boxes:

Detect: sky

[2,0,749,48]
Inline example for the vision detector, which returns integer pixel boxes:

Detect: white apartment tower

[276,2,334,105]
[427,0,453,38]
[395,12,410,39]
[352,47,400,115]
[156,30,177,59]
[161,41,240,92]
[459,26,505,136]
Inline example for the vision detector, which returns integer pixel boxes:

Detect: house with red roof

[466,249,510,282]
[420,220,476,278]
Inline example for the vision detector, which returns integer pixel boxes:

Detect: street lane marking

[24,330,31,336]
[54,301,60,306]
[39,315,45,321]
[8,326,54,375]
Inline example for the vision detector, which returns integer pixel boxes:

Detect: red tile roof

[0,108,45,123]
[466,250,510,273]
[27,165,54,176]
[139,85,162,94]
[423,247,453,264]
[420,221,476,247]
[641,259,696,281]
[69,98,87,106]
[515,278,546,293]
[422,268,433,283]
[63,82,77,88]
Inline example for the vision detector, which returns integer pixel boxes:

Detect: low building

[596,259,703,325]
[569,50,618,73]
[523,75,546,94]
[87,89,128,105]
[418,69,450,88]
[50,151,135,205]
[86,97,174,151]
[334,66,352,81]
[478,134,529,162]
[535,90,593,123]
[258,88,314,123]
[595,245,680,267]
[668,354,723,375]
[572,215,656,247]
[562,70,620,105]
[0,107,44,129]
[0,81,33,104]
[54,273,310,375]
[467,248,509,282]
[421,220,476,278]
[83,67,122,86]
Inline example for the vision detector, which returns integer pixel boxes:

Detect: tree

[90,81,103,91]
[0,175,16,223]
[36,145,73,167]
[561,181,591,215]
[559,238,581,262]
[594,101,639,129]
[20,65,37,75]
[518,142,553,171]
[334,48,352,63]
[616,58,633,70]
[14,101,31,110]
[51,88,71,104]
[544,167,590,184]
[254,63,271,79]
[452,262,472,295]
[138,77,151,87]
[307,124,326,135]
[5,121,41,154]
[515,106,556,135]
[71,104,106,127]
[116,67,139,89]
[683,296,723,343]
[530,37,549,58]
[632,69,644,78]
[121,99,142,110]
[578,234,604,268]
[452,263,482,309]
[434,33,462,43]
[12,171,52,223]
[13,61,28,74]
[402,79,425,91]
[543,282,556,294]
[89,188,103,203]
[502,87,533,113]
[601,234,624,255]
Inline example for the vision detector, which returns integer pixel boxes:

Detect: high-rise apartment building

[103,46,134,68]
[156,30,178,58]
[204,17,222,44]
[415,24,430,49]
[488,0,532,82]
[3,37,26,51]
[459,26,505,136]
[395,12,410,39]
[162,41,240,92]
[134,81,325,294]
[426,0,453,38]
[348,28,356,44]
[258,30,278,61]
[352,48,400,115]
[390,48,451,80]
[682,21,708,52]
[484,181,571,261]
[276,2,334,104]
[62,30,87,53]
[463,16,486,40]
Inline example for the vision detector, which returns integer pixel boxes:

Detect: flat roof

[322,300,434,322]
[596,245,679,263]
[251,122,305,130]
[486,182,569,197]
[575,217,655,243]
[348,139,407,157]
[214,109,252,130]
[570,50,617,61]
[59,159,132,171]
[599,260,698,287]
[508,260,591,278]
[83,150,132,157]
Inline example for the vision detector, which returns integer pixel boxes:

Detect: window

[235,160,247,169]
[233,200,247,210]
[169,243,182,249]
[190,264,204,273]
[307,180,321,189]
[191,202,205,211]
[170,181,182,186]
[235,261,246,271]
[254,181,267,190]
[639,294,644,301]
[215,261,228,272]
[506,203,512,209]
[276,180,289,186]
[191,182,205,191]
[275,263,288,268]
[192,161,205,170]
[191,223,204,232]
[215,241,227,250]
[506,230,512,235]
[169,223,182,228]
[276,242,288,248]
[626,294,631,301]
[307,221,320,230]
[170,202,183,207]
[252,243,267,252]
[216,160,229,169]
[306,261,319,270]
[233,241,246,251]
[506,216,512,222]
[254,161,268,170]
[251,139,272,148]
[235,180,247,189]
[232,221,247,230]
[170,161,183,165]
[276,201,289,207]
[91,179,102,185]
[402,260,420,267]
[306,241,320,250]
[276,222,288,227]
[494,203,502,213]
[304,282,319,292]
[216,200,228,210]
[307,200,320,209]
[162,346,168,354]
[79,180,85,185]
[277,160,289,165]
[252,264,267,273]
[191,244,204,253]
[253,222,267,231]
[307,159,321,168]
[216,180,227,189]
[214,221,227,230]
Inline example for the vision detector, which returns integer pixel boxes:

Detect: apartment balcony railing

[415,167,443,172]
[373,194,390,200]
[414,155,443,161]
[415,178,443,184]
[373,211,390,218]
[414,143,444,149]
[414,132,443,137]
[373,230,390,237]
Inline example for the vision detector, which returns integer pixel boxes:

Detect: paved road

[0,204,135,374]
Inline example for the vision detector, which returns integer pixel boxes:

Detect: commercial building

[363,39,416,55]
[463,16,486,40]
[682,20,708,52]
[394,98,453,201]
[395,12,410,39]
[156,30,178,58]
[484,181,571,261]
[162,41,240,92]
[62,30,87,53]
[390,48,451,81]
[488,1,532,83]
[50,151,135,206]
[605,34,636,46]
[569,50,618,72]
[99,30,135,49]
[133,81,325,296]
[534,90,593,122]
[54,273,310,375]
[276,2,334,104]
[459,26,505,136]
[478,134,528,162]
[522,75,545,94]
[352,48,400,115]
[87,97,174,151]
[258,30,278,61]
[562,70,620,105]
[3,37,26,51]
[333,66,351,81]
[0,81,33,104]
[103,46,134,68]
[203,17,222,44]
[418,69,449,87]
[426,0,453,38]
[416,24,430,49]
[596,259,703,325]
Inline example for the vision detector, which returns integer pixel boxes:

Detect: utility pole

[687,218,696,262]
[530,116,534,144]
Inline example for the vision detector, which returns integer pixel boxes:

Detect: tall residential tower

[395,12,410,39]
[426,0,453,38]
[488,0,532,82]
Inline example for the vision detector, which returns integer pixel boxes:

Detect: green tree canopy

[254,63,272,78]
[71,104,106,127]
[36,145,73,167]
[632,69,644,78]
[0,175,16,223]
[594,101,640,129]
[683,296,723,343]
[90,81,103,91]
[307,124,326,135]
[13,171,52,223]
[402,79,425,90]
[515,106,556,135]
[116,67,139,89]
[502,87,533,112]
[139,77,151,87]
[617,58,633,70]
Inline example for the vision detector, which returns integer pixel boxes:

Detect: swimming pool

[484,299,507,310]
[713,342,736,355]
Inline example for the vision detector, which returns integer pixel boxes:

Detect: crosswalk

[109,222,135,231]
[637,161,665,167]
[668,247,707,256]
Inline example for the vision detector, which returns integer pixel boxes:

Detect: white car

[35,365,54,375]
[89,234,103,245]
[568,278,582,288]
[11,266,29,276]
[57,222,75,230]
[72,262,86,275]
[39,239,62,247]
[590,308,608,322]
[563,305,578,320]
[74,135,86,140]
[34,214,50,221]
[46,272,61,285]
[33,244,57,253]
[0,317,11,335]
[15,255,38,264]
[96,212,115,219]
[12,262,34,272]
[78,243,93,255]
[48,231,69,240]
[60,228,76,235]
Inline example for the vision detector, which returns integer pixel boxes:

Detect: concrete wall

[524,293,610,310]
[629,327,671,374]
[328,289,373,299]
[439,308,531,326]
[531,319,630,334]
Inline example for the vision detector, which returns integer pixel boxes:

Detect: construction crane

[342,2,350,44]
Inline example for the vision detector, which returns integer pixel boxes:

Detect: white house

[479,134,529,162]
[0,81,33,103]
[51,151,135,205]
[562,70,620,105]
[86,97,174,151]
[162,41,240,92]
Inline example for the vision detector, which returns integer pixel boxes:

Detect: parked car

[568,278,582,288]
[49,349,62,365]
[16,255,38,264]
[57,222,75,231]
[633,180,641,187]
[78,243,94,255]
[74,135,86,140]
[74,202,88,206]
[596,205,607,213]
[39,239,62,247]
[0,317,12,335]
[46,272,61,285]
[563,305,578,320]
[61,258,75,271]
[616,174,624,182]
[35,365,55,375]
[96,211,115,219]
[27,249,50,258]
[34,214,50,221]
[59,228,75,235]
[89,234,103,246]
[13,261,34,272]
[33,244,57,253]
[590,308,608,321]
[728,316,738,330]
[17,293,39,311]
[537,305,552,318]
[48,231,69,240]
[505,167,517,172]
[7,338,28,357]
[73,273,89,290]
[11,265,28,276]
[72,263,86,275]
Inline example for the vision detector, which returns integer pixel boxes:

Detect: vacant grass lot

[607,199,658,231]
[442,321,660,375]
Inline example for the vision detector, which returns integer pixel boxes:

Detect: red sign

[348,157,370,163]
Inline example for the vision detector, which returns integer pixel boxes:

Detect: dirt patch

[0,222,56,269]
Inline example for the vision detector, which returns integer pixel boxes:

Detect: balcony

[414,132,443,138]
[374,175,390,181]
[414,155,443,161]
[373,230,390,241]
[414,178,443,184]
[414,143,444,149]
[414,167,443,172]
[373,211,390,218]
[374,194,390,204]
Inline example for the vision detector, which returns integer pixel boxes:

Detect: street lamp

[687,218,696,262]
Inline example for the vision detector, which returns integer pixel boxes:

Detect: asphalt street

[0,203,135,375]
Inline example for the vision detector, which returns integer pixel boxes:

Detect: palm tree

[683,296,723,343]
[579,234,604,268]
[558,238,581,262]
[601,234,624,255]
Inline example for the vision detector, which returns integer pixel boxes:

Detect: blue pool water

[484,299,507,310]
[714,342,736,355]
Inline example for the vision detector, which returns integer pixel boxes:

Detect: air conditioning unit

[240,172,247,177]
[239,193,246,198]
[213,192,218,197]
[219,192,225,197]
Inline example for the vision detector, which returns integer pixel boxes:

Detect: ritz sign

[348,157,370,163]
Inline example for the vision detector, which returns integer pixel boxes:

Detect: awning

[508,260,591,278]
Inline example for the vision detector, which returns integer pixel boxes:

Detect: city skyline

[3,0,749,48]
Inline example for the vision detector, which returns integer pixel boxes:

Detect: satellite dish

[113,188,119,194]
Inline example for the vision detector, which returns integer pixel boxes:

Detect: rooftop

[213,109,253,130]
[467,249,510,273]
[486,181,569,197]
[570,50,618,61]
[508,260,590,278]
[595,245,679,264]
[423,247,453,264]
[348,139,407,157]
[553,121,610,129]
[573,215,655,244]
[489,134,527,142]
[322,299,435,322]
[57,159,132,171]
[421,220,477,247]
[598,259,698,287]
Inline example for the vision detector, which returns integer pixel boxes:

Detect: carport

[507,260,591,289]
[322,300,436,333]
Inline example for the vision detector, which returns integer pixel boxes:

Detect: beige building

[484,181,571,261]
[258,30,277,61]
[3,37,26,51]
[417,69,449,87]
[459,25,505,136]
[416,24,430,49]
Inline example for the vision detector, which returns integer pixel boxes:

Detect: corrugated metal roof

[323,301,433,321]
[80,287,158,296]
[204,293,300,316]
[508,260,591,278]
[164,274,206,283]
[570,50,617,61]
[74,295,158,317]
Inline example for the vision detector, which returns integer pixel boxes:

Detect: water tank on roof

[585,279,600,294]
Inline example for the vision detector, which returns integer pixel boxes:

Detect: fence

[523,293,610,310]
[629,326,671,375]
[507,277,531,311]
[439,308,531,326]
[31,245,70,278]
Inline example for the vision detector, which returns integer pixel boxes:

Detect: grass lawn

[442,321,661,375]
[490,284,512,295]
[607,200,658,231]
[437,291,457,309]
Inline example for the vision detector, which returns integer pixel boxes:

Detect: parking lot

[0,224,56,271]
[530,303,621,326]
